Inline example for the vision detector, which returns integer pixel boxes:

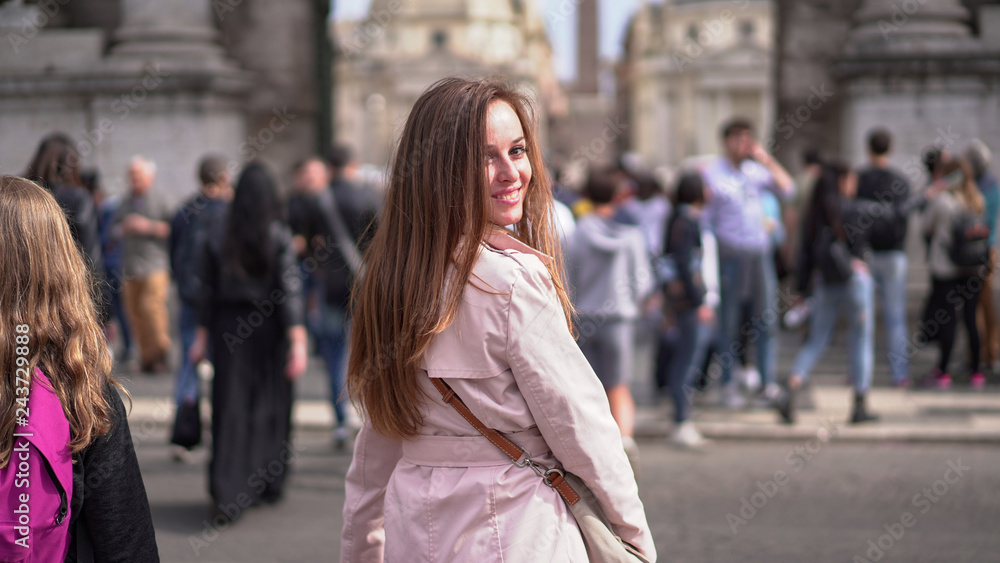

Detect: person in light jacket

[341,78,656,562]
[566,169,654,467]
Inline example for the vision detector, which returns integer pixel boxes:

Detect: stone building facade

[619,0,776,169]
[332,0,564,170]
[0,0,323,203]
[774,0,1000,183]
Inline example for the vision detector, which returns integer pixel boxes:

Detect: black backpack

[949,210,990,268]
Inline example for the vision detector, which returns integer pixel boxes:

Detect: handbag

[429,377,650,563]
[170,400,202,449]
[817,226,854,284]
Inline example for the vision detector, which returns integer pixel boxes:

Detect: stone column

[847,0,976,54]
[110,0,227,64]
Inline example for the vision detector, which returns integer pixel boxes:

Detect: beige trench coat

[340,233,656,562]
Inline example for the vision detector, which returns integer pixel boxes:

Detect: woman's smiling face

[485,101,531,227]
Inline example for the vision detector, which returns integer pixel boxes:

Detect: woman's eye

[510,146,526,157]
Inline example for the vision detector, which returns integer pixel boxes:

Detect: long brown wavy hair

[347,77,572,440]
[0,175,121,468]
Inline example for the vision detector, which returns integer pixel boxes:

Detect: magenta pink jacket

[341,234,656,562]
[0,369,73,562]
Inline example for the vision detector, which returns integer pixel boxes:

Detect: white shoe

[669,422,709,448]
[739,366,761,393]
[721,382,747,409]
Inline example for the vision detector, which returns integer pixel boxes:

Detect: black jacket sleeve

[668,216,703,307]
[68,384,159,562]
[198,232,221,330]
[275,225,305,329]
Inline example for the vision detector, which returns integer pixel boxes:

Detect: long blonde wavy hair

[941,158,984,216]
[347,77,572,440]
[0,175,121,468]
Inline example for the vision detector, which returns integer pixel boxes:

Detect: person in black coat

[189,161,307,521]
[24,133,106,322]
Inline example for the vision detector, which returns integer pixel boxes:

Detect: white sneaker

[669,422,709,448]
[739,366,761,393]
[721,382,747,409]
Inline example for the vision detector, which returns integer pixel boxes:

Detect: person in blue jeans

[662,173,718,447]
[776,162,879,425]
[856,129,912,386]
[290,155,370,449]
[702,117,796,408]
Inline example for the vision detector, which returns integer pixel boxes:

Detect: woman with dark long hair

[189,162,307,520]
[775,163,878,425]
[341,78,654,561]
[23,133,104,314]
[661,172,718,448]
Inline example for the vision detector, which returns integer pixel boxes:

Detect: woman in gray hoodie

[566,169,654,465]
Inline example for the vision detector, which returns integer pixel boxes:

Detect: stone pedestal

[0,0,252,205]
[834,0,1000,185]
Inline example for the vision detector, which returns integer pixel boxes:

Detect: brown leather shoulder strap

[429,377,580,505]
[429,377,525,462]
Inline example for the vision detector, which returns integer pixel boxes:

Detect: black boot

[850,392,879,424]
[774,381,796,425]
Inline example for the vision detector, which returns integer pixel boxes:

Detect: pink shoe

[936,373,952,389]
[971,373,986,389]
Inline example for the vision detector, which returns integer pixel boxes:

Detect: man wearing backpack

[168,155,232,456]
[856,129,912,387]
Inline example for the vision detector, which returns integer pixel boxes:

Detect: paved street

[120,262,1000,562]
[137,422,1000,562]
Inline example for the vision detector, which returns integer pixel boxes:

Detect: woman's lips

[492,186,521,203]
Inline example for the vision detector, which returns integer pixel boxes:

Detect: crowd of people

[14,132,380,531]
[3,74,997,560]
[555,120,999,448]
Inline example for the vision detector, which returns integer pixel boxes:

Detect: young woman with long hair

[775,163,879,425]
[189,162,307,519]
[0,175,158,561]
[341,78,655,561]
[920,158,987,389]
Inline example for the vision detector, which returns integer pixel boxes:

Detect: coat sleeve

[77,385,160,562]
[341,422,403,563]
[505,259,657,560]
[275,226,305,329]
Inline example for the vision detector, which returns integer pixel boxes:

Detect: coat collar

[484,231,552,266]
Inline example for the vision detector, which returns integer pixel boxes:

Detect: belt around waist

[400,428,551,468]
